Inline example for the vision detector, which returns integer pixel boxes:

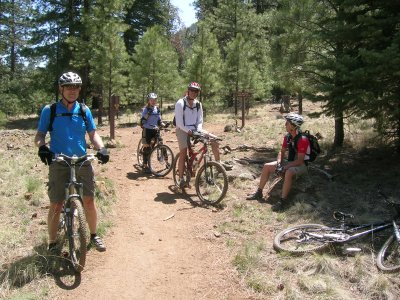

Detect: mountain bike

[54,153,94,273]
[137,122,174,177]
[273,190,400,272]
[172,132,228,205]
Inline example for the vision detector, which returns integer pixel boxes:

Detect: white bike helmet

[59,72,82,86]
[147,92,158,100]
[284,113,304,127]
[187,82,201,91]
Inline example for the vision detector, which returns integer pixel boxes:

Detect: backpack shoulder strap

[293,132,304,151]
[48,102,57,132]
[79,103,88,122]
[196,102,200,111]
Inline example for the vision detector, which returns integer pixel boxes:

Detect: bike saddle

[333,211,354,220]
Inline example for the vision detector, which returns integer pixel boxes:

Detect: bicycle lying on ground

[53,153,96,273]
[172,132,228,205]
[273,190,400,272]
[137,122,174,177]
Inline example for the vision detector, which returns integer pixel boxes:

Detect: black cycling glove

[96,147,109,164]
[38,145,53,165]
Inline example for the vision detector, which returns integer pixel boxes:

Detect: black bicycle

[137,123,174,177]
[54,153,94,272]
[273,191,400,272]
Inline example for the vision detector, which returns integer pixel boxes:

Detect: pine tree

[131,25,181,104]
[223,33,262,111]
[183,22,223,107]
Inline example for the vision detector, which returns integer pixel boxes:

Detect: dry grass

[0,129,116,299]
[208,100,400,299]
[1,100,400,299]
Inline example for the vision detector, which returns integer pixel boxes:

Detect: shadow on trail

[0,243,82,292]
[126,171,152,180]
[153,185,211,209]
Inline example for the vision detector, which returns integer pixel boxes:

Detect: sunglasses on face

[188,89,199,93]
[63,84,81,90]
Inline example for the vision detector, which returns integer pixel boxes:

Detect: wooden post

[110,94,119,140]
[241,90,245,129]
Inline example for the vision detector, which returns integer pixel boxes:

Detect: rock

[106,139,118,148]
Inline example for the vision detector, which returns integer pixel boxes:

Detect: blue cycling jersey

[141,106,161,129]
[37,101,96,156]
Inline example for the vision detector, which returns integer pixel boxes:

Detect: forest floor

[2,100,400,299]
[51,123,253,300]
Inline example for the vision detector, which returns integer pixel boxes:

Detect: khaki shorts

[48,162,95,202]
[286,163,308,178]
[176,127,191,150]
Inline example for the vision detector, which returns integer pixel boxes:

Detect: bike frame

[187,142,208,173]
[328,222,393,242]
[56,154,94,235]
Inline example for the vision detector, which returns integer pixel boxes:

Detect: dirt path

[55,126,250,300]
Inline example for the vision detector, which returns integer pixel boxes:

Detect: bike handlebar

[54,153,96,166]
[192,131,222,142]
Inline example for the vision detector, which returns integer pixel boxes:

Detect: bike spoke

[196,162,228,205]
[149,145,174,177]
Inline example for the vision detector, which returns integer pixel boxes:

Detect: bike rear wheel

[66,197,88,272]
[149,145,174,177]
[376,235,400,272]
[137,139,144,167]
[273,224,331,254]
[172,153,190,187]
[195,161,228,205]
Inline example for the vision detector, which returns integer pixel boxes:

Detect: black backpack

[289,130,321,163]
[48,102,88,132]
[172,100,200,126]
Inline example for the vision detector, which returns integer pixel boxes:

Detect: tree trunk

[298,92,303,115]
[334,110,344,147]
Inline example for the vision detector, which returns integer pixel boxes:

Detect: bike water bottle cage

[333,211,354,221]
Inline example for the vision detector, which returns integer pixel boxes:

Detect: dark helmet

[147,92,158,100]
[187,82,201,91]
[284,113,304,127]
[58,72,82,86]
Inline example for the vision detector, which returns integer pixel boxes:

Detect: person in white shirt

[174,82,230,188]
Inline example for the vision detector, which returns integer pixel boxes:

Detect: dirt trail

[55,126,249,300]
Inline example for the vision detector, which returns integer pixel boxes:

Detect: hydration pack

[287,130,321,163]
[48,102,88,132]
[172,100,200,126]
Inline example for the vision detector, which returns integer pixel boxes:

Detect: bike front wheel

[137,139,144,167]
[149,145,174,177]
[376,234,400,272]
[195,161,228,205]
[66,197,88,272]
[273,224,331,254]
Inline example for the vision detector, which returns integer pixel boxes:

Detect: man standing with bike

[34,71,109,252]
[246,113,310,211]
[174,81,231,189]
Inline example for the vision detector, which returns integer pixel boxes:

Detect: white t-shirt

[174,97,203,133]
